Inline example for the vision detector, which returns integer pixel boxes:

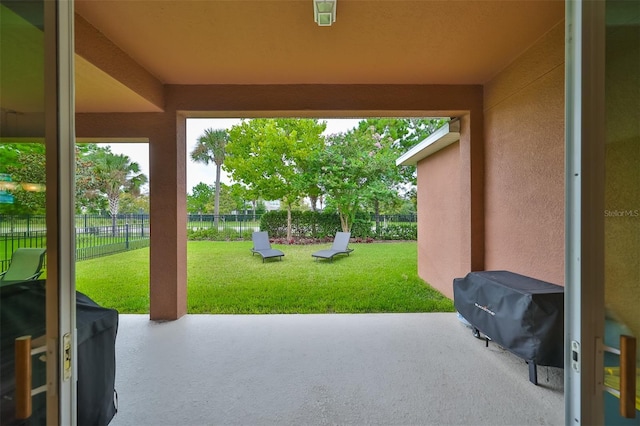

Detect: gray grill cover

[1,280,118,425]
[453,270,564,368]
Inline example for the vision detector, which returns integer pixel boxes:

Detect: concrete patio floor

[110,313,564,426]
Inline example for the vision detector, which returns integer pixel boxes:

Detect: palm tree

[191,128,228,228]
[93,152,148,235]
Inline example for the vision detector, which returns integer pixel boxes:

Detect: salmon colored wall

[483,22,565,286]
[417,142,464,298]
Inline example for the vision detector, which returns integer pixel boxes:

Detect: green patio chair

[0,248,47,283]
[311,232,354,262]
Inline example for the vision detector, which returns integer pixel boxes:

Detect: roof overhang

[396,120,461,166]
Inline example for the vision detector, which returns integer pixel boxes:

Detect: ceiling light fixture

[313,0,336,26]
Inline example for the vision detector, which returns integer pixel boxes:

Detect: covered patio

[67,0,566,320]
[110,313,563,425]
[70,2,567,422]
[3,0,638,423]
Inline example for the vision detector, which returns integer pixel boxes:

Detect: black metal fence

[76,221,150,262]
[186,213,416,230]
[0,214,150,271]
[1,212,417,271]
[187,213,261,235]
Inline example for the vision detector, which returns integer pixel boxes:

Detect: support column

[459,112,485,273]
[77,112,188,320]
[148,113,187,320]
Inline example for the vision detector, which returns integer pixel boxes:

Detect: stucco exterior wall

[417,142,463,298]
[483,22,565,286]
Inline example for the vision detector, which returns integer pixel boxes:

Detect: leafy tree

[0,143,45,174]
[118,192,149,214]
[217,184,240,215]
[396,195,417,215]
[229,183,264,218]
[90,150,148,234]
[404,188,418,213]
[228,183,251,215]
[225,118,325,240]
[191,128,228,228]
[357,118,448,151]
[357,118,448,184]
[353,118,448,228]
[0,143,104,215]
[317,127,395,232]
[187,182,215,214]
[0,143,46,214]
[187,182,245,216]
[3,151,47,214]
[0,143,149,219]
[360,126,405,229]
[275,119,327,212]
[75,144,106,214]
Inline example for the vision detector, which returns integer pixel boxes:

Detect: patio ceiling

[73,0,564,113]
[2,1,566,115]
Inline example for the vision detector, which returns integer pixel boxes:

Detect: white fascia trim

[395,120,461,166]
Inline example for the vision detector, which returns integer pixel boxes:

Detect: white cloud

[105,118,363,195]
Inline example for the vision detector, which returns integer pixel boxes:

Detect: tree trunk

[339,213,349,233]
[111,214,117,236]
[309,195,318,212]
[287,204,292,241]
[214,163,221,229]
[374,199,380,235]
[108,194,119,236]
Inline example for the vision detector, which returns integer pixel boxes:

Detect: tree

[225,118,325,240]
[357,118,448,184]
[354,118,448,228]
[317,126,395,232]
[275,119,327,212]
[228,183,263,218]
[75,144,105,213]
[91,150,148,234]
[357,118,448,151]
[187,182,215,214]
[0,143,108,215]
[118,192,149,214]
[3,151,47,215]
[228,183,250,215]
[216,185,236,214]
[0,143,46,214]
[191,128,228,228]
[0,143,45,174]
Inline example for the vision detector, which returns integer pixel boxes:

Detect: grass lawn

[76,241,454,314]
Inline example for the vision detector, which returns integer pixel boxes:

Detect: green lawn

[75,241,454,314]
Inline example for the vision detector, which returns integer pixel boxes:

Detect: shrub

[375,223,417,240]
[187,227,244,241]
[350,215,374,238]
[240,229,254,240]
[253,210,417,241]
[260,210,342,238]
[259,211,288,238]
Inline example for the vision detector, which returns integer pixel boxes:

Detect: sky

[105,118,362,194]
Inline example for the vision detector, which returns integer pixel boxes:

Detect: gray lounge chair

[311,232,354,262]
[251,232,284,262]
[0,248,47,284]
